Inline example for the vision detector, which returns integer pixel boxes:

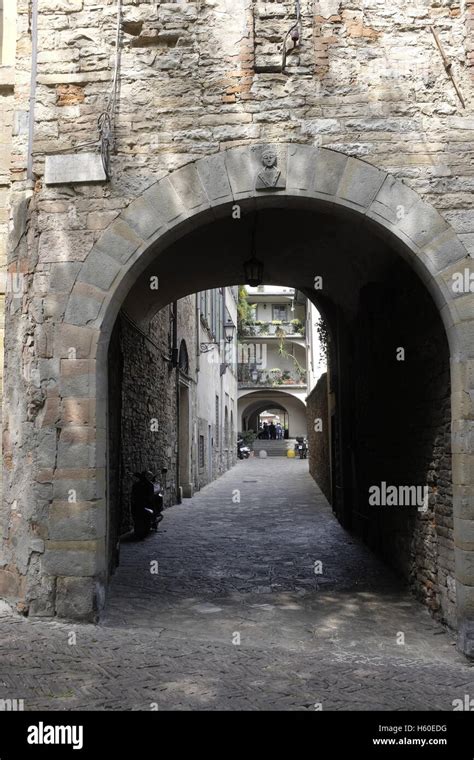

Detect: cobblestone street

[1,458,473,711]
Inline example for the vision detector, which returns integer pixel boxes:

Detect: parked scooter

[131,470,164,539]
[237,438,251,459]
[295,437,308,459]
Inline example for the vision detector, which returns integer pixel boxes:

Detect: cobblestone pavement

[1,458,473,711]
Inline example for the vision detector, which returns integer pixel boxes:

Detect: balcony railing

[238,366,307,387]
[239,321,305,338]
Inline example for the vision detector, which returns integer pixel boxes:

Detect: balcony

[239,320,305,338]
[238,366,307,388]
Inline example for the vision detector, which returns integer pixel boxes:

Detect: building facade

[238,285,325,443]
[108,286,238,577]
[0,0,473,656]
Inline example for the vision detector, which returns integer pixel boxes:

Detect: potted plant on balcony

[259,322,270,335]
[296,369,307,384]
[291,319,304,334]
[269,368,282,385]
[269,320,281,336]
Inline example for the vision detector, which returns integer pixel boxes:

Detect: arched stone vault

[2,144,473,654]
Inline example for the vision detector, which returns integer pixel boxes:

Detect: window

[212,289,218,338]
[272,304,287,321]
[216,289,224,344]
[215,395,219,447]
[224,409,229,447]
[178,339,189,374]
[201,289,226,345]
[199,435,205,469]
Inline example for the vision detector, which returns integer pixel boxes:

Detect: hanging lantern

[244,255,264,287]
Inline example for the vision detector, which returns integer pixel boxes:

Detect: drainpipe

[195,293,200,374]
[172,301,181,503]
[27,0,39,183]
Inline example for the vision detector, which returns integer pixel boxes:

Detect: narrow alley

[1,459,472,711]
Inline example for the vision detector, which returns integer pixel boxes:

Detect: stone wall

[107,294,237,573]
[6,0,473,222]
[306,372,331,502]
[349,263,454,626]
[0,58,14,514]
[108,307,179,535]
[107,296,199,559]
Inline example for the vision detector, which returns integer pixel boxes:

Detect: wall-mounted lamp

[224,318,236,344]
[200,319,236,354]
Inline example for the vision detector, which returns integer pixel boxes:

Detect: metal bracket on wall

[430,25,465,109]
[281,0,301,73]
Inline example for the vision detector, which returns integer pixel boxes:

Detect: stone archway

[2,144,473,655]
[238,391,308,438]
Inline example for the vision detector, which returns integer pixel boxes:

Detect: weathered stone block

[61,398,95,426]
[48,500,105,541]
[453,454,474,486]
[77,249,122,292]
[453,485,474,521]
[454,518,474,551]
[42,540,101,577]
[29,539,45,554]
[448,321,474,361]
[63,296,101,327]
[55,576,98,621]
[37,430,58,469]
[456,547,474,586]
[86,210,119,231]
[396,200,449,249]
[287,144,317,191]
[94,219,144,265]
[313,149,348,197]
[59,358,95,398]
[0,568,21,598]
[196,154,233,203]
[458,616,474,660]
[54,324,98,359]
[56,84,85,106]
[369,175,420,226]
[168,163,209,213]
[337,157,386,208]
[38,230,95,264]
[35,397,60,429]
[52,472,102,502]
[57,441,96,469]
[49,262,82,293]
[142,177,187,226]
[120,196,165,240]
[422,229,468,274]
[224,146,256,198]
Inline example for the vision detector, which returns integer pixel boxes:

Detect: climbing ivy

[316,317,329,362]
[237,286,256,334]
